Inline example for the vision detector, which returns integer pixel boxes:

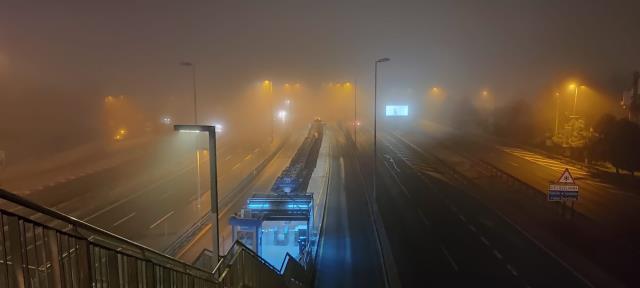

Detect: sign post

[548,168,579,217]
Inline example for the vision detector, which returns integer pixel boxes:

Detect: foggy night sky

[1,0,640,161]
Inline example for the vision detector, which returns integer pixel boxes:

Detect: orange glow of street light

[568,82,586,90]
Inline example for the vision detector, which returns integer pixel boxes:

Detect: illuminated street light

[161,116,173,125]
[568,83,586,115]
[429,87,446,103]
[174,124,220,266]
[277,110,287,123]
[212,123,224,134]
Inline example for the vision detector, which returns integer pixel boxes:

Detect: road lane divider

[150,211,175,229]
[342,126,400,288]
[113,212,136,227]
[440,246,459,271]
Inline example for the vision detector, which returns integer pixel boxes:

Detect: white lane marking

[440,246,459,271]
[458,215,466,222]
[383,154,400,172]
[149,211,175,229]
[253,148,260,153]
[159,190,173,200]
[392,131,594,286]
[480,236,490,246]
[468,225,477,233]
[382,160,411,199]
[231,163,241,170]
[84,165,190,222]
[506,264,518,276]
[338,157,353,267]
[493,250,503,260]
[418,210,430,226]
[224,155,232,161]
[244,154,252,160]
[112,212,136,227]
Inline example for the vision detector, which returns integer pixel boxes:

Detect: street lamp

[374,57,390,202]
[263,80,274,142]
[174,124,220,266]
[181,61,204,209]
[554,92,561,136]
[568,83,586,115]
[344,81,358,145]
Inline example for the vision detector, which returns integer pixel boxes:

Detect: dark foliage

[587,114,640,175]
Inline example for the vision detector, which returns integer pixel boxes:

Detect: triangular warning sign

[557,168,575,184]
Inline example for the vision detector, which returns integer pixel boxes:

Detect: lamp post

[571,84,578,115]
[374,57,390,202]
[181,61,203,206]
[353,80,358,145]
[554,92,560,136]
[264,80,274,143]
[568,83,587,116]
[174,124,219,265]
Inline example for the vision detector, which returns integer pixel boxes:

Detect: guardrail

[0,188,217,288]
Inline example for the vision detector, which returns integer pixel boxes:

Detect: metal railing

[208,241,311,288]
[0,188,217,288]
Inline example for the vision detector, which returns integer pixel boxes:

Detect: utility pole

[631,71,640,123]
[373,58,389,203]
[354,80,358,146]
[554,92,560,136]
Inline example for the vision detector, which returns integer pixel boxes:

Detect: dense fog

[1,0,639,168]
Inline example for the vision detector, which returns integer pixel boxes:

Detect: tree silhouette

[607,118,640,176]
[587,114,640,176]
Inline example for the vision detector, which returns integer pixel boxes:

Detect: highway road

[314,125,386,288]
[389,121,639,286]
[408,120,640,241]
[368,132,590,287]
[3,132,285,253]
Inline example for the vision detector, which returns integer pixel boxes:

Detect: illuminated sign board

[385,105,409,116]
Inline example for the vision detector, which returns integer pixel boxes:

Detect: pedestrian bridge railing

[0,188,311,288]
[195,241,310,288]
[0,188,216,288]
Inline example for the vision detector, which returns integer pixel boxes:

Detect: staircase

[0,188,310,287]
